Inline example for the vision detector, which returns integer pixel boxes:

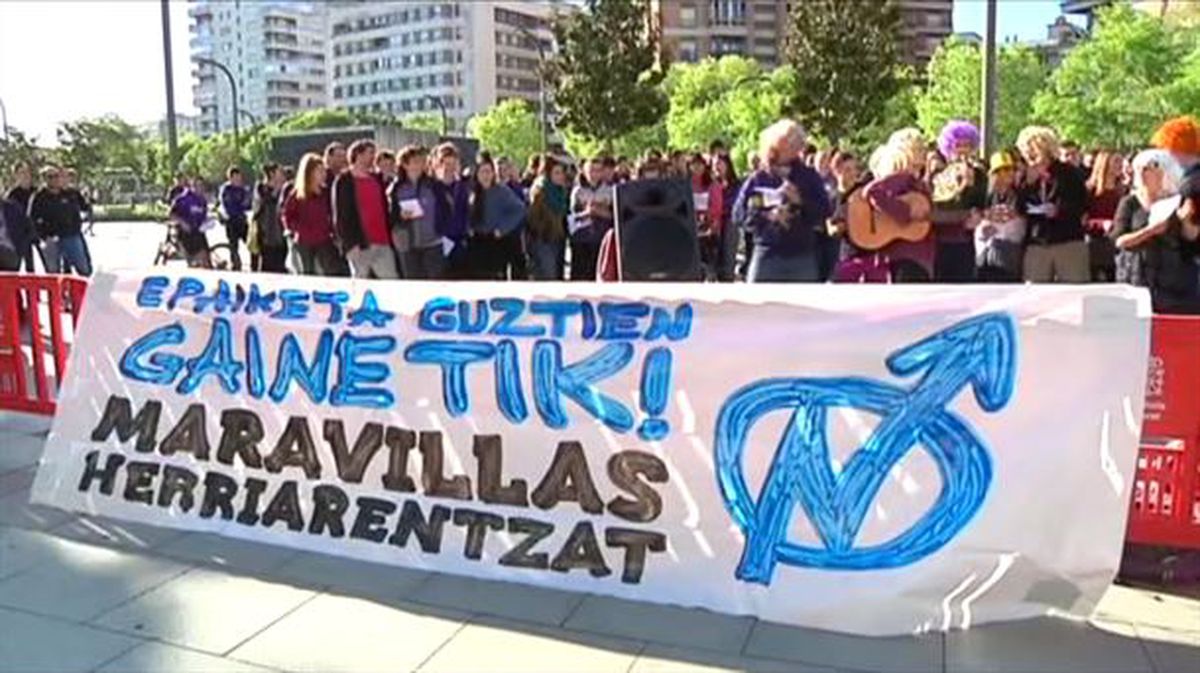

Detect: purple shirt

[861,173,935,274]
[170,190,209,233]
[732,162,833,256]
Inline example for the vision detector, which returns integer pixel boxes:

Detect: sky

[0,0,1072,146]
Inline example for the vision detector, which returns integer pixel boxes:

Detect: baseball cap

[989,151,1016,174]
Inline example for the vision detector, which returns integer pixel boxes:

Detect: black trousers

[934,241,976,282]
[257,244,288,273]
[569,240,601,281]
[467,233,507,280]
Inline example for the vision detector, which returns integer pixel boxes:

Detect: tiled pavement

[1,421,1198,673]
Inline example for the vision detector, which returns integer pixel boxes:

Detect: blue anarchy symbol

[715,313,1017,583]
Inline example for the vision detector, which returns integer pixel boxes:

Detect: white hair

[758,119,807,164]
[1132,148,1184,196]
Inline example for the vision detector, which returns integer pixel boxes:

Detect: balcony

[265,32,299,47]
[187,3,213,19]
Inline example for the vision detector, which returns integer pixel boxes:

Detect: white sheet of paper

[1149,195,1181,228]
[400,198,424,219]
[693,192,710,213]
[756,185,786,209]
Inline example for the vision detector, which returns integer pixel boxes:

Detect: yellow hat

[989,151,1016,173]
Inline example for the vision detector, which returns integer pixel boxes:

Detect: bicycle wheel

[208,243,233,270]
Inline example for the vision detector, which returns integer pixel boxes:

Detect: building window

[680,6,697,28]
[678,39,699,62]
[713,35,747,55]
[710,0,746,26]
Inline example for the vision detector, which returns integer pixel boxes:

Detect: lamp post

[425,94,449,137]
[160,0,178,172]
[980,0,998,158]
[0,96,9,141]
[197,57,240,152]
[517,25,549,153]
[238,109,261,127]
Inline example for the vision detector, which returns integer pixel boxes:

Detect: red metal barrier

[0,273,88,415]
[1127,316,1200,549]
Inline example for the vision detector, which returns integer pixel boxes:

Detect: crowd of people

[1,115,1198,313]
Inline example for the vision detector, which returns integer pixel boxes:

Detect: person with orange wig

[1151,116,1199,177]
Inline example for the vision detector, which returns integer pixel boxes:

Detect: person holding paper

[568,157,614,281]
[1016,126,1089,283]
[1111,149,1199,314]
[430,143,473,279]
[731,120,832,283]
[389,145,445,280]
[975,151,1026,283]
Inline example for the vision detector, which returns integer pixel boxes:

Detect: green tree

[663,56,762,153]
[916,38,1047,148]
[723,66,798,173]
[401,112,446,134]
[782,0,903,144]
[0,127,45,179]
[544,0,667,147]
[55,115,153,192]
[467,99,543,168]
[1032,4,1198,149]
[846,70,920,152]
[562,120,667,161]
[180,132,242,185]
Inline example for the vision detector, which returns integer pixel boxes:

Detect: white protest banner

[32,270,1151,635]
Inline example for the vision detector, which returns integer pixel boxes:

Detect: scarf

[540,177,569,216]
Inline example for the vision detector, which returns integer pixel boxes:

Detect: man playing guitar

[836,128,934,283]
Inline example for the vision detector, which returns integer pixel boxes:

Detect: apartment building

[651,0,953,69]
[327,1,558,132]
[189,0,329,135]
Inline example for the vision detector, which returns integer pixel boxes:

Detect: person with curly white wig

[1111,149,1199,312]
[1015,125,1090,283]
[730,119,834,282]
[833,127,936,283]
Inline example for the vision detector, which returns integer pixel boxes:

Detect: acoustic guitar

[845,190,933,251]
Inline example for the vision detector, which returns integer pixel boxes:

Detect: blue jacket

[433,179,472,242]
[732,161,833,256]
[218,182,252,222]
[472,184,527,236]
[0,198,32,253]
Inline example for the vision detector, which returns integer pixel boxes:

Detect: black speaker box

[614,178,703,281]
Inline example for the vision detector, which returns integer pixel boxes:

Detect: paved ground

[0,416,1198,673]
